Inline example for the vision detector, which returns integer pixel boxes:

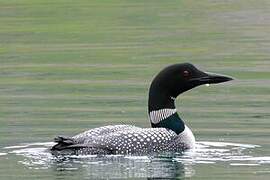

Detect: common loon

[51,63,232,155]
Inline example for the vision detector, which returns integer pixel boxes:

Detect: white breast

[176,125,195,149]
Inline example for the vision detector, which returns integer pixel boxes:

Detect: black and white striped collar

[149,108,177,124]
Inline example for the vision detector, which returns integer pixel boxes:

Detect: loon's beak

[190,72,233,84]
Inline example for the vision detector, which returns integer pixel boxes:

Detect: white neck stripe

[149,108,177,124]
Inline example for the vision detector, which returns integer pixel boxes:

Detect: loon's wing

[84,128,178,154]
[51,125,138,153]
[73,125,138,143]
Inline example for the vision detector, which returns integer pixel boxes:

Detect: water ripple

[1,141,269,178]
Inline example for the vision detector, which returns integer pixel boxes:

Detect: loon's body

[51,63,232,155]
[56,124,194,155]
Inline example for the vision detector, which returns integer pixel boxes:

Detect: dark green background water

[0,0,269,179]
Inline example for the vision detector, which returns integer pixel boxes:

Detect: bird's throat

[148,84,185,134]
[150,112,185,134]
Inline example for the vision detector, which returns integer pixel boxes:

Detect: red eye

[183,70,190,78]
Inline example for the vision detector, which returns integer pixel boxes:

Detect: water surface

[1,141,269,179]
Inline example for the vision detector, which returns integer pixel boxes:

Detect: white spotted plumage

[71,124,194,155]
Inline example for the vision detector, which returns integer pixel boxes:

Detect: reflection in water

[2,141,269,179]
[51,156,187,179]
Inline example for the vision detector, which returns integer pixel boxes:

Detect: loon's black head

[148,63,233,133]
[148,63,233,111]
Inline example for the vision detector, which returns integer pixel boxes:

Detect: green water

[0,0,270,179]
